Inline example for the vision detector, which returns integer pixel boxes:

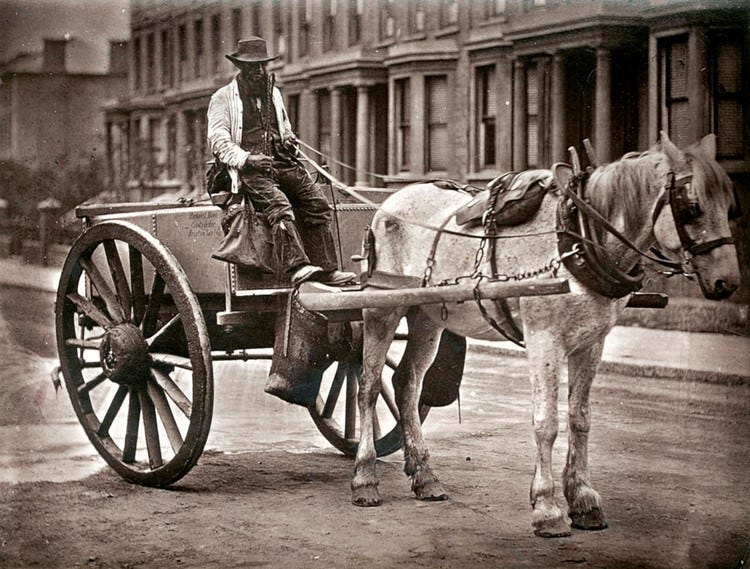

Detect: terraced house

[105,0,748,295]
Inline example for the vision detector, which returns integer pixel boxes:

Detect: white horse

[352,132,741,537]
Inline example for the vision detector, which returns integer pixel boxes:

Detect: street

[0,285,749,568]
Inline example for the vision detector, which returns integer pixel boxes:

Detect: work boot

[291,264,323,286]
[317,270,357,286]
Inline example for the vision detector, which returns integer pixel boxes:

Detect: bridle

[651,169,737,260]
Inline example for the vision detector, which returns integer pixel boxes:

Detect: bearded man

[207,36,355,286]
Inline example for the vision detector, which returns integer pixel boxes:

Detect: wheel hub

[100,323,150,385]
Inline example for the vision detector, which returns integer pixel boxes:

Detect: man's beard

[238,69,267,95]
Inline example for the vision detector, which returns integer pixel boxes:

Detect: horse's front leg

[352,307,406,507]
[563,340,608,530]
[395,309,448,501]
[526,334,571,537]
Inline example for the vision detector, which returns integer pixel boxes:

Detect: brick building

[106,0,748,296]
[0,0,129,168]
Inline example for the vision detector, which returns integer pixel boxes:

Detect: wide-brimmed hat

[225,37,279,65]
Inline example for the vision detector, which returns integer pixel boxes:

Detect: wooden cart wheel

[55,220,213,487]
[308,323,430,457]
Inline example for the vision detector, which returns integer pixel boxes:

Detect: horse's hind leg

[395,309,447,501]
[352,306,406,507]
[526,334,571,537]
[563,340,608,530]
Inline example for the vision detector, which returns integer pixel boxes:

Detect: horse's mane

[586,149,666,236]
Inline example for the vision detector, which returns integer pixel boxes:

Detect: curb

[467,342,749,386]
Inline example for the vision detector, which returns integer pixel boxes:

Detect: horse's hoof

[533,519,572,538]
[570,508,608,531]
[414,481,449,502]
[532,512,572,538]
[352,485,381,507]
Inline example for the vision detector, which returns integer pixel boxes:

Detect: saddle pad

[455,169,554,227]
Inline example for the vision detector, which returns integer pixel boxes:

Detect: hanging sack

[211,198,275,273]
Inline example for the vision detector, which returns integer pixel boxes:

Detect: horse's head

[653,131,741,300]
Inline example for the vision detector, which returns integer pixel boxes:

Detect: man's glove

[244,153,273,172]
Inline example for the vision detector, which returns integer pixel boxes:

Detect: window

[659,34,690,149]
[177,24,187,83]
[133,36,142,92]
[711,29,745,159]
[348,0,362,46]
[193,18,204,78]
[482,0,505,18]
[408,0,425,34]
[323,0,336,52]
[526,61,539,167]
[426,75,449,171]
[211,13,222,74]
[287,94,300,131]
[251,1,262,36]
[476,65,497,169]
[318,91,332,166]
[167,114,176,179]
[395,78,411,170]
[161,28,172,88]
[232,8,242,45]
[440,0,458,27]
[298,0,309,57]
[380,0,395,41]
[146,33,155,93]
[273,1,284,56]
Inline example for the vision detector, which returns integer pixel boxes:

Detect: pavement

[1,255,748,385]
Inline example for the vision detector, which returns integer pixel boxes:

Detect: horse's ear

[697,133,717,160]
[552,163,573,191]
[660,130,685,165]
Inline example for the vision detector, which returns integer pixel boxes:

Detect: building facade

[0,38,128,168]
[107,0,748,296]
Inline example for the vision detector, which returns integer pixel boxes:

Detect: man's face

[239,62,266,82]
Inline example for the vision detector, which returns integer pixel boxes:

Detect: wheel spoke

[142,273,165,336]
[66,293,114,329]
[322,363,347,419]
[150,352,193,371]
[146,313,181,347]
[65,337,101,350]
[379,380,400,422]
[147,379,184,453]
[129,246,146,325]
[344,366,358,441]
[80,255,127,324]
[97,385,128,437]
[103,240,132,319]
[122,387,141,464]
[76,372,108,396]
[150,368,192,418]
[138,388,163,469]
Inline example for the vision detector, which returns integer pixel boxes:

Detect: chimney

[109,40,128,75]
[43,38,67,72]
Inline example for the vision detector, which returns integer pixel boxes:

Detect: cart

[55,195,569,487]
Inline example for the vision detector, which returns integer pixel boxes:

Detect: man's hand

[244,153,273,172]
[281,134,298,153]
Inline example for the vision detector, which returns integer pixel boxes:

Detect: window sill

[435,25,459,38]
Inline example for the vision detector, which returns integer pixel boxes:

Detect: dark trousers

[239,155,338,273]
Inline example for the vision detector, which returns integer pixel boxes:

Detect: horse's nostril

[715,279,738,297]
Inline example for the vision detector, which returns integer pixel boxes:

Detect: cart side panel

[88,202,380,293]
[89,206,227,294]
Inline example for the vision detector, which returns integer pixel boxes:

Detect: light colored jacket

[207,78,294,193]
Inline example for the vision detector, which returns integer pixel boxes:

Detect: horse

[351,132,741,537]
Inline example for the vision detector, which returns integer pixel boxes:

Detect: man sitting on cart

[207,36,356,287]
